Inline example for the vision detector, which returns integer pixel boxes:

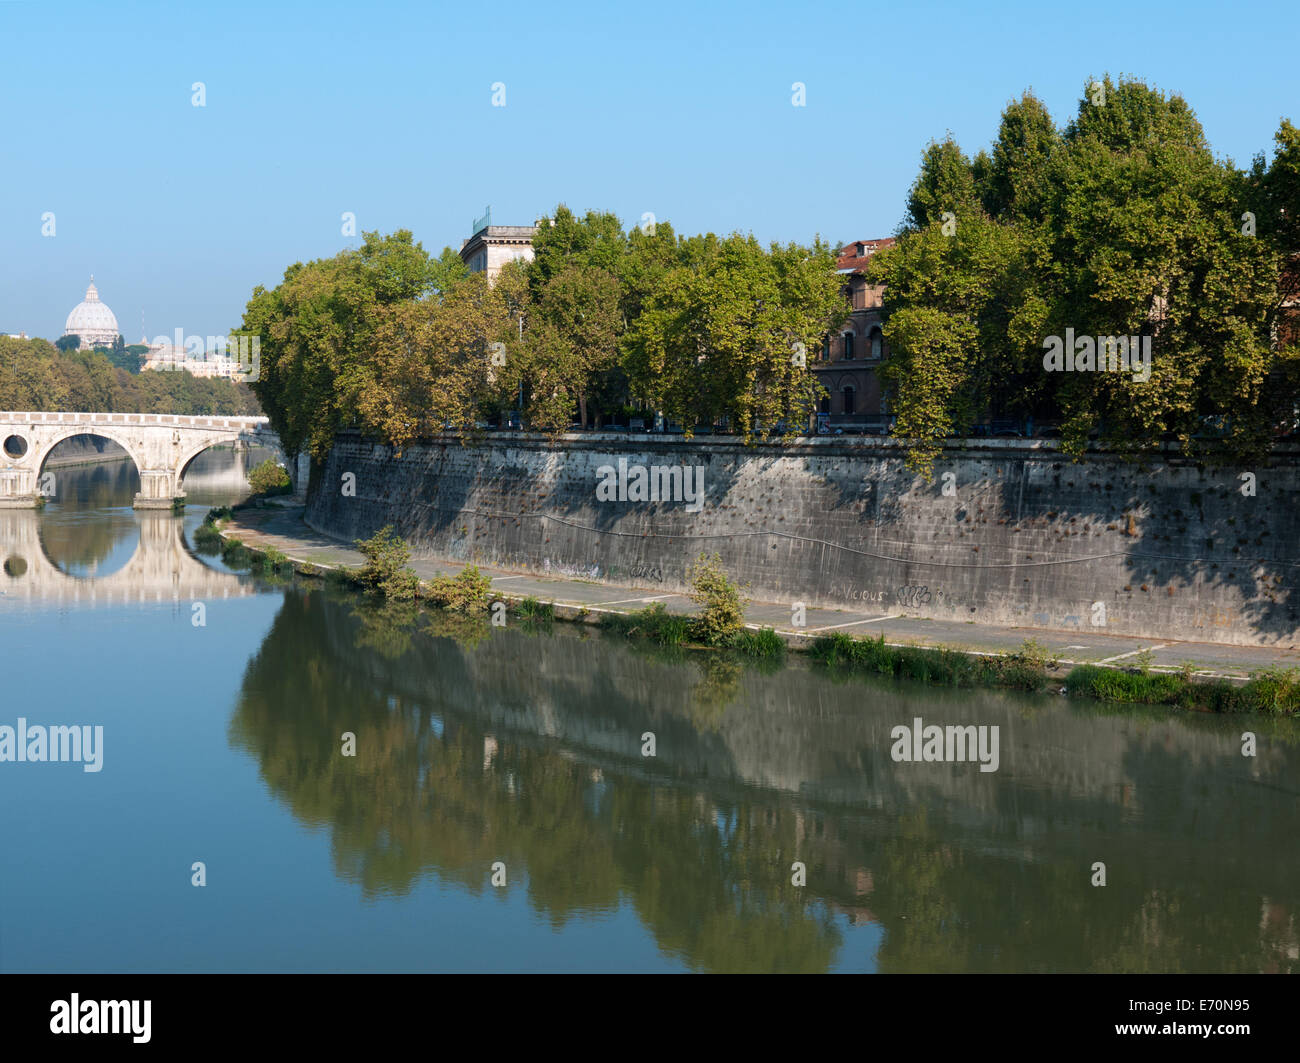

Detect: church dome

[64,278,120,349]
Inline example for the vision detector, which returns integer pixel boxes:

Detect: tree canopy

[239,213,845,450]
[869,77,1300,476]
[0,336,261,416]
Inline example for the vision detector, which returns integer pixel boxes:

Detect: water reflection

[38,459,140,578]
[231,587,1300,973]
[9,448,1298,971]
[0,453,260,606]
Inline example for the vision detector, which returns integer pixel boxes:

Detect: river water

[1,450,1298,973]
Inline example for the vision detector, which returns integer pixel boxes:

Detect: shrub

[732,627,785,660]
[1064,665,1183,703]
[353,525,419,601]
[220,537,250,567]
[327,565,359,588]
[1239,667,1300,715]
[1059,663,1289,712]
[427,564,492,611]
[1012,638,1056,670]
[248,459,292,496]
[193,522,222,548]
[517,597,555,622]
[259,546,290,574]
[685,553,746,646]
[601,602,693,646]
[810,633,1048,691]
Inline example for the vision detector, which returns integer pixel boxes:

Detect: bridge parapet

[0,411,271,430]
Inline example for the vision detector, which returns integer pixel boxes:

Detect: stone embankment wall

[305,431,1300,647]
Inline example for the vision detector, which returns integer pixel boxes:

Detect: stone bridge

[0,508,254,606]
[0,412,303,508]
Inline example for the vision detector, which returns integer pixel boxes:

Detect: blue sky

[1,0,1295,343]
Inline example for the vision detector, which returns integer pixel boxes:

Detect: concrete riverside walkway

[218,504,1300,682]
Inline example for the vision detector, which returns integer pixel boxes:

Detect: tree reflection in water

[228,588,1300,973]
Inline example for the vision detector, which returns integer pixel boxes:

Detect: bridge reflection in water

[0,451,256,606]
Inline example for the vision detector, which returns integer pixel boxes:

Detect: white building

[63,278,120,349]
[459,209,537,284]
[141,335,242,379]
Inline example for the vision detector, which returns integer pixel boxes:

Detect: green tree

[239,230,436,460]
[903,136,984,231]
[350,270,512,448]
[624,233,843,440]
[872,76,1289,475]
[248,458,291,495]
[518,262,622,429]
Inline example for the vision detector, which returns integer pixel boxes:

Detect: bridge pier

[289,451,311,501]
[0,468,39,508]
[134,469,184,510]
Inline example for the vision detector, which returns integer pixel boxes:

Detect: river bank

[303,431,1300,649]
[211,504,1300,713]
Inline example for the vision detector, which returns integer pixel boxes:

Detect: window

[842,387,856,415]
[870,330,882,360]
[822,337,831,362]
[843,332,855,360]
[818,396,830,414]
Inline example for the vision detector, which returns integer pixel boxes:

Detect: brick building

[811,238,894,431]
[1281,255,1300,349]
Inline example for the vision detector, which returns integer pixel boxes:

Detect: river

[1,449,1298,973]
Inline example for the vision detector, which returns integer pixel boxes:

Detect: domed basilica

[63,277,120,349]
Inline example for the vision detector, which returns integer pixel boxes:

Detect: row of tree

[240,76,1299,470]
[0,336,262,416]
[868,76,1300,473]
[240,213,848,459]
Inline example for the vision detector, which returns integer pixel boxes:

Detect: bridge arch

[30,426,144,483]
[176,432,289,486]
[36,502,141,580]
